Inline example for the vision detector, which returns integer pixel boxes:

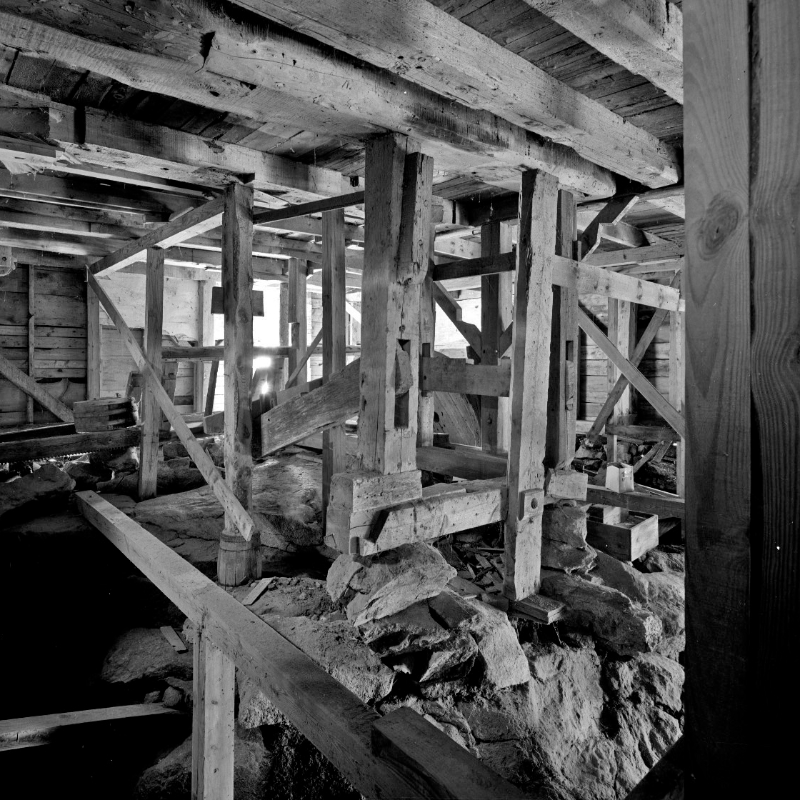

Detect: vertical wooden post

[545,190,579,468]
[358,133,433,474]
[191,627,235,800]
[288,259,307,386]
[418,224,437,449]
[685,0,750,793]
[504,170,558,601]
[669,291,685,497]
[26,265,35,423]
[137,247,165,500]
[218,183,260,587]
[605,299,635,464]
[277,282,289,391]
[86,278,101,400]
[194,280,213,413]
[322,208,347,512]
[480,221,513,455]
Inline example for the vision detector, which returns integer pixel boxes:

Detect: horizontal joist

[229,0,678,186]
[357,479,507,556]
[420,356,510,397]
[161,346,292,362]
[253,192,364,226]
[416,445,506,481]
[586,485,684,520]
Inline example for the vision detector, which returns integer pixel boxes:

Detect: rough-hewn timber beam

[523,1,683,103]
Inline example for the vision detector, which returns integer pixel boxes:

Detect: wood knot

[697,193,742,257]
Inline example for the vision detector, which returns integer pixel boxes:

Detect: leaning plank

[586,486,685,520]
[0,429,141,463]
[253,192,364,226]
[357,479,507,556]
[371,707,529,800]
[260,358,361,456]
[90,196,225,277]
[578,309,686,438]
[0,352,73,422]
[75,492,517,800]
[88,273,256,542]
[420,357,510,397]
[285,328,323,389]
[0,704,180,751]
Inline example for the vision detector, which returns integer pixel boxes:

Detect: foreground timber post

[328,134,433,553]
[480,220,513,454]
[194,281,213,413]
[504,170,558,600]
[218,183,260,586]
[191,625,235,800]
[137,247,164,500]
[418,225,437,448]
[605,298,635,464]
[86,280,101,400]
[685,0,800,793]
[322,209,347,512]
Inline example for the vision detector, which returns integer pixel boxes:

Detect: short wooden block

[510,595,565,624]
[606,463,634,493]
[545,468,588,501]
[587,512,659,561]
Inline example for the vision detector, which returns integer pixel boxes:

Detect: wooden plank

[669,298,685,496]
[577,308,685,438]
[0,351,73,422]
[524,0,683,103]
[480,221,512,454]
[161,346,292,361]
[227,0,679,186]
[605,298,636,463]
[0,704,180,751]
[546,190,579,469]
[211,286,264,316]
[160,625,187,653]
[137,248,164,501]
[242,577,274,607]
[261,358,361,456]
[358,136,432,474]
[579,196,640,257]
[26,264,34,423]
[581,243,683,269]
[74,491,431,799]
[357,479,507,555]
[420,357,510,397]
[87,273,256,542]
[253,192,364,226]
[194,281,213,412]
[416,445,506,481]
[371,707,529,800]
[586,486,684,520]
[86,281,101,400]
[417,226,437,450]
[0,428,141,462]
[90,196,225,277]
[431,251,515,283]
[322,208,347,514]
[220,183,258,585]
[287,260,307,386]
[505,170,558,600]
[286,328,322,389]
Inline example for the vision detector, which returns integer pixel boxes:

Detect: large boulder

[0,464,74,521]
[327,543,456,626]
[101,627,192,687]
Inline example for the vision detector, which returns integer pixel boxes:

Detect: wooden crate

[586,510,659,561]
[72,397,136,433]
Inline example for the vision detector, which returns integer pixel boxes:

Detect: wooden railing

[76,490,531,800]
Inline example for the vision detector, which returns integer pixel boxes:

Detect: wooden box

[587,510,658,561]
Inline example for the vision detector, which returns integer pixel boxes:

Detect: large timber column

[685,0,800,794]
[358,133,433,474]
[218,183,260,586]
[505,170,558,600]
[480,220,513,455]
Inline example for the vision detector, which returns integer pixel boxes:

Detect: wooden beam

[585,486,684,520]
[669,300,685,496]
[287,260,307,387]
[87,273,256,542]
[253,192,364,226]
[432,283,483,356]
[0,428,142,463]
[581,243,683,269]
[137,248,165,501]
[523,0,683,103]
[194,281,213,412]
[432,252,515,283]
[577,308,685,437]
[605,298,636,463]
[192,627,235,800]
[480,221,513,454]
[0,352,73,422]
[86,281,101,400]
[227,0,679,187]
[219,183,259,586]
[358,136,433,474]
[579,197,640,257]
[420,357,510,397]
[90,196,225,277]
[161,346,292,361]
[322,208,348,513]
[285,328,322,390]
[505,170,558,600]
[0,704,180,751]
[418,226,437,450]
[25,264,34,423]
[546,190,579,469]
